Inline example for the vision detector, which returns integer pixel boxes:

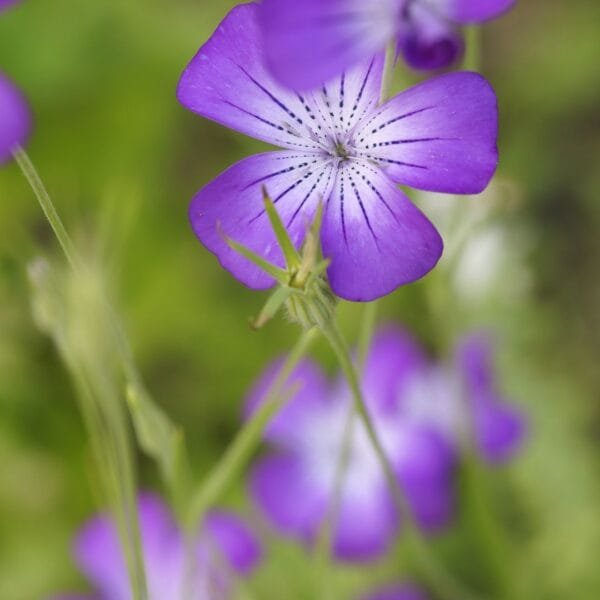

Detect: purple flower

[245,330,455,562]
[52,493,261,600]
[177,3,498,301]
[0,0,21,12]
[361,582,429,600]
[401,331,527,464]
[260,0,515,88]
[0,71,31,164]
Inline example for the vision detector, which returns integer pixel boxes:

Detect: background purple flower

[177,3,498,301]
[53,493,261,600]
[260,0,515,88]
[246,332,455,563]
[0,71,31,164]
[401,330,527,463]
[361,582,429,600]
[0,0,21,12]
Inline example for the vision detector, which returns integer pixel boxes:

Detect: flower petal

[74,494,185,600]
[0,0,20,12]
[362,326,428,415]
[397,3,464,70]
[321,161,443,301]
[244,358,329,446]
[457,333,527,463]
[475,400,527,464]
[0,72,31,164]
[333,480,398,562]
[259,0,400,91]
[189,151,335,290]
[202,512,262,576]
[397,430,455,531]
[250,453,328,542]
[361,583,429,600]
[352,71,498,194]
[179,3,331,151]
[439,0,516,23]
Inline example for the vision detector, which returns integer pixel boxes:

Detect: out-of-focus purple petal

[250,453,328,542]
[75,494,186,600]
[398,3,464,70]
[457,333,527,463]
[353,71,498,194]
[0,0,20,12]
[74,515,130,600]
[189,151,335,290]
[332,479,397,561]
[0,72,31,164]
[321,161,443,301]
[475,399,527,463]
[202,511,262,576]
[361,582,429,600]
[439,0,516,23]
[244,358,329,446]
[397,430,456,531]
[362,326,428,415]
[457,332,496,396]
[259,0,400,91]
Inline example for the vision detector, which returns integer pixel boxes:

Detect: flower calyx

[224,187,337,330]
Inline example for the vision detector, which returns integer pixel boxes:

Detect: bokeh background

[1,0,599,598]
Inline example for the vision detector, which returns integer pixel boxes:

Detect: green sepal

[262,187,301,270]
[251,285,293,330]
[223,229,287,283]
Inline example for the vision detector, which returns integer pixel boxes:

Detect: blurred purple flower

[0,71,31,164]
[361,582,429,600]
[52,493,261,600]
[260,0,515,89]
[401,331,527,463]
[177,3,498,301]
[0,0,21,12]
[245,330,456,562]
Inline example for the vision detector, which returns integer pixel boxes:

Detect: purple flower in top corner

[401,331,527,464]
[361,582,429,600]
[245,330,455,563]
[177,3,498,302]
[260,0,515,88]
[0,0,21,12]
[51,493,261,600]
[0,71,31,164]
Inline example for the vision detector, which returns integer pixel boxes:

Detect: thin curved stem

[321,321,485,600]
[13,147,80,271]
[186,327,319,530]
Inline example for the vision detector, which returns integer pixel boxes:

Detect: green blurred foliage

[0,0,599,599]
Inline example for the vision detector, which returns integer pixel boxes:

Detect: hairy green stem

[321,321,485,600]
[186,327,319,530]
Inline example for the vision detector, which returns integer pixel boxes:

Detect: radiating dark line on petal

[237,64,304,126]
[365,136,455,148]
[348,59,375,125]
[287,164,332,228]
[376,157,429,169]
[357,105,436,141]
[348,171,380,250]
[223,100,285,132]
[339,73,346,125]
[351,164,402,227]
[242,160,313,191]
[339,172,348,247]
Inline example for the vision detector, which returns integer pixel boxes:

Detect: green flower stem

[185,327,319,531]
[357,300,379,371]
[15,148,148,600]
[321,320,485,600]
[13,147,80,271]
